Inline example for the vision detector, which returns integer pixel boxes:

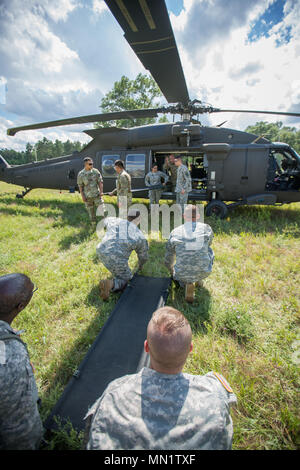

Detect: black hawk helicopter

[1,0,300,218]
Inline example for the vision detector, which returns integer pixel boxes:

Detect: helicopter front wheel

[205,200,228,219]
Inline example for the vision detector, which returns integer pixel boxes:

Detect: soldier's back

[86,367,236,450]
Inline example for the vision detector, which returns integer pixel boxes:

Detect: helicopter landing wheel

[205,200,228,219]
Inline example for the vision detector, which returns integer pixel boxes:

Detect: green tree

[245,121,300,153]
[96,73,166,128]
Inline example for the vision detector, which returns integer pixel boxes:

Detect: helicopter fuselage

[1,122,300,211]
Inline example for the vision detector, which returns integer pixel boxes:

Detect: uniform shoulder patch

[213,371,234,393]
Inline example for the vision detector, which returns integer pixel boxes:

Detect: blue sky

[0,0,299,151]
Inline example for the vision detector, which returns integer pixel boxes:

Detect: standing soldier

[145,163,169,205]
[77,157,104,224]
[164,205,214,303]
[174,156,192,212]
[163,154,177,192]
[97,209,149,300]
[109,160,132,214]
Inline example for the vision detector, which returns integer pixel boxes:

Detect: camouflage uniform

[163,161,177,192]
[111,169,132,211]
[96,217,148,291]
[175,164,192,211]
[145,171,169,204]
[84,367,237,450]
[0,320,43,450]
[165,221,214,285]
[77,168,104,221]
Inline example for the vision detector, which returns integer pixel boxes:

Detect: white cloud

[170,0,300,130]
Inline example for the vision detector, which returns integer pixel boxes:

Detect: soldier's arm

[164,238,176,273]
[145,173,151,187]
[160,171,169,184]
[97,171,104,196]
[77,174,87,202]
[0,345,43,449]
[135,238,149,270]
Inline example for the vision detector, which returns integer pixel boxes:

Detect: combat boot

[185,283,195,303]
[99,279,114,300]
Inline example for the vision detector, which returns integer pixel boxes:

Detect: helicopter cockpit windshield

[266,145,300,191]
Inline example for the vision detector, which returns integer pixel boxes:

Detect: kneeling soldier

[97,209,149,300]
[164,205,214,303]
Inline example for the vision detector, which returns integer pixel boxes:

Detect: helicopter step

[44,275,171,433]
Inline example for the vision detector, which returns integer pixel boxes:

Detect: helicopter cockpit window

[266,148,300,191]
[102,155,120,178]
[126,154,145,178]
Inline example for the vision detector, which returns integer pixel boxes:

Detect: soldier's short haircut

[147,307,192,370]
[0,273,32,318]
[83,157,93,163]
[151,163,158,169]
[114,160,124,169]
[184,204,199,221]
[127,210,140,222]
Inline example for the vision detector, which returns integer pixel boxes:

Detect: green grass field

[0,181,299,450]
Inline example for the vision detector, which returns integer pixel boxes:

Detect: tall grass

[0,182,299,450]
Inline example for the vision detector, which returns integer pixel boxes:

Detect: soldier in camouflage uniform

[77,157,104,223]
[163,154,177,192]
[0,273,43,450]
[96,209,149,300]
[109,160,132,214]
[174,156,192,212]
[145,163,169,205]
[165,205,214,303]
[84,306,237,450]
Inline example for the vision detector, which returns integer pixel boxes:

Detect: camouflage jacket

[165,221,214,283]
[77,168,103,198]
[96,217,148,266]
[111,170,132,196]
[0,321,43,450]
[175,164,192,193]
[145,171,168,188]
[163,161,177,185]
[84,367,237,450]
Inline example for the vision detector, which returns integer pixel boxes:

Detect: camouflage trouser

[117,193,132,217]
[172,256,214,287]
[85,196,104,221]
[97,250,133,291]
[176,192,189,213]
[149,190,162,205]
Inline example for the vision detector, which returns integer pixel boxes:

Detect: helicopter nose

[0,155,10,181]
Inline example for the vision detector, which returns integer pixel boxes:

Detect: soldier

[0,273,43,450]
[97,209,149,300]
[163,154,177,192]
[77,157,105,224]
[174,155,192,212]
[145,163,169,205]
[84,306,237,450]
[109,160,132,213]
[164,205,214,303]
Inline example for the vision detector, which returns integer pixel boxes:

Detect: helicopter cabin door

[98,149,149,197]
[124,150,149,198]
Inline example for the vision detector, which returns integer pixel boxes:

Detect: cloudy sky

[0,0,299,151]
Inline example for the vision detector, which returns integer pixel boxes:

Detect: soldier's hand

[82,195,87,202]
[181,189,185,195]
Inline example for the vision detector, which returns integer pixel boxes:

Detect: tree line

[0,138,84,165]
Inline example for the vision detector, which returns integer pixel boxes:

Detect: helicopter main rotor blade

[7,108,162,136]
[104,0,189,105]
[210,108,300,118]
